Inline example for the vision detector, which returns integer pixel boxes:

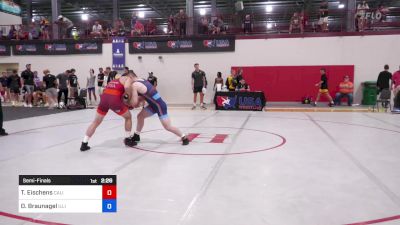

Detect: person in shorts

[43,69,58,109]
[80,74,137,151]
[21,64,35,107]
[97,67,105,95]
[191,63,207,110]
[69,68,80,98]
[8,70,21,107]
[57,70,70,108]
[313,68,334,107]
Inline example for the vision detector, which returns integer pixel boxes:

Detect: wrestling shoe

[80,142,90,151]
[124,137,137,147]
[182,136,189,145]
[132,133,140,142]
[0,129,8,136]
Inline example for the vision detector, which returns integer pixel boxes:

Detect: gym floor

[0,109,399,225]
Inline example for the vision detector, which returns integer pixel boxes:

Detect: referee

[0,82,8,136]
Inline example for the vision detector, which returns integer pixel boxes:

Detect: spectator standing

[87,69,97,105]
[191,63,207,110]
[33,71,45,106]
[21,64,34,107]
[97,68,105,95]
[176,9,188,36]
[377,64,392,93]
[57,70,70,108]
[167,15,176,34]
[56,15,74,39]
[200,17,209,35]
[289,12,304,34]
[69,69,80,98]
[146,19,156,35]
[236,67,243,84]
[214,72,224,91]
[243,14,253,34]
[29,22,40,40]
[0,72,9,103]
[8,70,21,107]
[91,21,103,37]
[319,1,329,32]
[356,1,369,32]
[130,12,138,33]
[8,25,17,40]
[40,18,50,40]
[334,75,354,106]
[0,80,7,136]
[226,69,238,91]
[43,69,58,109]
[133,20,144,36]
[147,72,158,87]
[313,68,334,107]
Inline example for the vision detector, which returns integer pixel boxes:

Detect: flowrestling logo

[75,43,98,50]
[167,40,193,49]
[203,39,231,48]
[44,44,66,51]
[216,96,237,109]
[16,44,36,52]
[132,42,158,49]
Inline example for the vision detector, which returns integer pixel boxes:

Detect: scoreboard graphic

[18,175,117,213]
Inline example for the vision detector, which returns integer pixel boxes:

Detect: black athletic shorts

[193,86,203,93]
[10,87,20,94]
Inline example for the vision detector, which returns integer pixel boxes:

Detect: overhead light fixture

[138,11,145,18]
[338,4,345,9]
[163,27,167,33]
[200,8,206,16]
[266,23,272,29]
[137,4,145,7]
[266,5,273,13]
[199,1,207,3]
[81,14,89,21]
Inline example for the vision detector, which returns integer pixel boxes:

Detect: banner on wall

[11,40,102,55]
[0,0,21,15]
[0,43,11,56]
[128,36,235,54]
[112,37,125,70]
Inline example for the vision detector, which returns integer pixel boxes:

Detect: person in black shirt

[43,69,58,109]
[236,79,250,91]
[377,64,392,93]
[8,70,21,107]
[97,67,105,95]
[21,64,34,107]
[313,68,334,107]
[236,67,243,84]
[122,67,129,77]
[147,72,158,87]
[191,63,207,110]
[69,68,80,98]
[243,14,253,34]
[0,80,8,136]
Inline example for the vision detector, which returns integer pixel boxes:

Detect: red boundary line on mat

[345,215,400,225]
[0,211,69,225]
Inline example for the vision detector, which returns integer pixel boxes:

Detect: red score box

[102,185,117,199]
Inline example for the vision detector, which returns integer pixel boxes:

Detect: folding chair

[373,89,391,112]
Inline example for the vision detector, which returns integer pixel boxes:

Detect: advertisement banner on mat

[11,40,102,55]
[112,37,125,70]
[128,36,235,54]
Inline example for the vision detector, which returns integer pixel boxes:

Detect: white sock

[135,131,140,135]
[181,134,186,138]
[193,103,196,106]
[126,131,131,138]
[200,103,204,107]
[83,135,90,143]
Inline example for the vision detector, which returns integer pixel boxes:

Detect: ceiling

[14,0,400,31]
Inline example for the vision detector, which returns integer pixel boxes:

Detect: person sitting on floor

[334,75,354,106]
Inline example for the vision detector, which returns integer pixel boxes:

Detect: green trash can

[362,81,377,105]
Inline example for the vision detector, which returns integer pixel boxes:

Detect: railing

[1,8,399,41]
